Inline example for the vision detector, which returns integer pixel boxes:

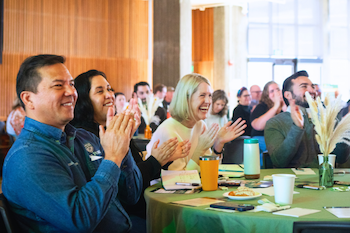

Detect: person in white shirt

[146,73,246,170]
[204,89,228,128]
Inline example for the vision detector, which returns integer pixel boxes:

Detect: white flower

[305,91,350,156]
[138,93,163,126]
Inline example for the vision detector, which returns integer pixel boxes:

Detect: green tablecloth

[144,169,350,233]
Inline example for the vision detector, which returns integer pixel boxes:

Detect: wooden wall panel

[0,0,149,119]
[192,8,214,83]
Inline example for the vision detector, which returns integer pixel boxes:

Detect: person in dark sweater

[70,70,189,231]
[250,81,285,165]
[232,87,252,136]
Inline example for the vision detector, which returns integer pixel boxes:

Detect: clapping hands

[216,118,246,145]
[289,99,304,129]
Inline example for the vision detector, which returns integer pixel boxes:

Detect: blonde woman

[146,74,246,170]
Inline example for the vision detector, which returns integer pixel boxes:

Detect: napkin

[252,187,299,196]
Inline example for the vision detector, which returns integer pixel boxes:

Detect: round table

[144,168,350,233]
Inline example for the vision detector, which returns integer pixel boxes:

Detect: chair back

[0,193,20,233]
[222,136,250,164]
[293,221,350,233]
[262,151,274,169]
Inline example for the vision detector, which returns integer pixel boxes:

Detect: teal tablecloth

[144,169,350,233]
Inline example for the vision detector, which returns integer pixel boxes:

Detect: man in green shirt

[265,71,350,168]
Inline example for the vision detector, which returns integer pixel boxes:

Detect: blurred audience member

[146,74,246,171]
[163,86,175,118]
[251,81,284,159]
[205,89,228,128]
[6,98,26,139]
[314,84,321,98]
[154,84,167,101]
[115,92,127,114]
[232,87,252,136]
[249,85,262,112]
[134,82,166,133]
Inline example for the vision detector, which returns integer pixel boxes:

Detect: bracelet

[213,147,224,155]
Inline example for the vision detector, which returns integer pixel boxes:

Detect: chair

[293,221,350,233]
[262,151,274,169]
[222,136,250,164]
[0,193,20,233]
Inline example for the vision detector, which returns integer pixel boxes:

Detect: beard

[291,91,309,108]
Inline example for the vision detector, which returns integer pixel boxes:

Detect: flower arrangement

[305,91,350,187]
[138,94,163,126]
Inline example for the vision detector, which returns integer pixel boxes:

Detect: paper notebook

[273,208,320,217]
[219,164,244,178]
[324,207,350,218]
[291,168,316,175]
[161,169,201,190]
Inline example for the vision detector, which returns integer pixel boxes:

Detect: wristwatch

[213,147,224,155]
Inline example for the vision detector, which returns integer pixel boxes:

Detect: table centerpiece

[305,91,350,187]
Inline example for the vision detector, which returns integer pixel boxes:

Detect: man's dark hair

[133,81,150,93]
[282,70,309,106]
[16,54,65,107]
[72,70,107,123]
[114,92,125,98]
[153,83,166,94]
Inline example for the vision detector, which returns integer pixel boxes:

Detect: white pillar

[214,5,248,118]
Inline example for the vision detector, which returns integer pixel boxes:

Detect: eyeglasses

[251,91,262,94]
[242,95,251,98]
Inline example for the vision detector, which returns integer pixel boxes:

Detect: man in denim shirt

[2,54,142,232]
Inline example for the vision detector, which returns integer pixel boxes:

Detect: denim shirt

[2,117,142,233]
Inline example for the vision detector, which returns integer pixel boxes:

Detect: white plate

[223,191,262,200]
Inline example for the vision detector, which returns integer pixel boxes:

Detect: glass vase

[319,155,334,188]
[144,125,152,139]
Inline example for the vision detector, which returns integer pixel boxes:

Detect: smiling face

[89,75,115,126]
[238,90,251,106]
[290,76,316,108]
[189,82,213,122]
[25,63,77,130]
[136,85,151,103]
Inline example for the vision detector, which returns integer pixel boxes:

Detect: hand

[273,91,283,109]
[196,124,220,154]
[151,138,179,166]
[128,97,141,137]
[216,118,246,145]
[168,139,191,162]
[100,111,134,167]
[289,99,304,129]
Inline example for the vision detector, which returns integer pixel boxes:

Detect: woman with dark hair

[232,87,252,136]
[114,92,127,114]
[71,70,187,230]
[6,98,26,139]
[204,89,228,128]
[250,81,285,158]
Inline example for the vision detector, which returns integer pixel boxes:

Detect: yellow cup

[199,156,219,191]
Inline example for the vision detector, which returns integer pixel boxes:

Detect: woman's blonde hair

[170,73,211,123]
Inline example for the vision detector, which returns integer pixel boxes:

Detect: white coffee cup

[318,154,336,168]
[272,174,296,205]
